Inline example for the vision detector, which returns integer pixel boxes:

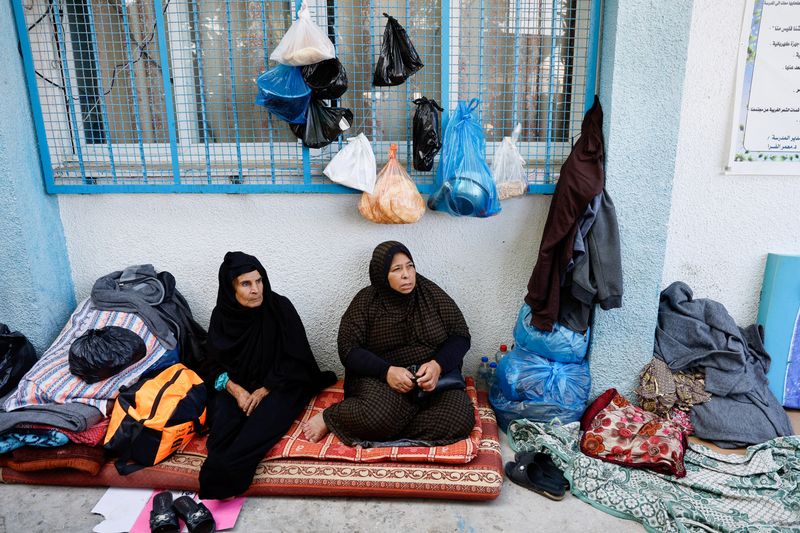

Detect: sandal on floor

[172,496,216,533]
[150,492,179,533]
[515,451,570,489]
[504,459,567,501]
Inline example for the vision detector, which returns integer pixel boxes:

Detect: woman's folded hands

[228,380,271,416]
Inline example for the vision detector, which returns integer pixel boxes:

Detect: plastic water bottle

[487,362,498,389]
[477,356,490,389]
[494,344,509,364]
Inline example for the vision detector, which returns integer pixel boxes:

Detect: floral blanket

[509,420,800,532]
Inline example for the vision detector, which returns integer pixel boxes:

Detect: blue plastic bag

[489,346,591,429]
[513,303,589,363]
[428,99,501,217]
[255,64,311,124]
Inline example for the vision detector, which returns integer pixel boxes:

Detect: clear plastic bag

[373,13,424,87]
[489,346,591,429]
[302,58,348,100]
[492,123,528,199]
[412,97,443,172]
[323,133,377,193]
[428,99,501,217]
[269,2,336,66]
[290,100,353,149]
[255,64,311,124]
[358,144,425,224]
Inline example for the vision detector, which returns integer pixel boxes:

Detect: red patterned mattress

[0,390,503,501]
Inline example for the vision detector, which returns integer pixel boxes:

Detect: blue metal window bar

[12,0,601,194]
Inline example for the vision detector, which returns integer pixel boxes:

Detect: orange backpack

[104,363,207,474]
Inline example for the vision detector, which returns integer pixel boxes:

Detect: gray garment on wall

[568,191,602,272]
[91,264,178,349]
[559,189,623,333]
[654,281,793,447]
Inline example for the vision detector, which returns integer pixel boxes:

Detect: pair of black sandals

[504,451,570,501]
[150,492,216,533]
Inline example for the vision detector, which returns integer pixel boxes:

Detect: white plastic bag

[270,2,336,66]
[491,123,527,199]
[323,133,377,193]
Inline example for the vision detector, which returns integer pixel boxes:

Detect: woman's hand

[226,380,252,413]
[386,366,416,393]
[244,387,270,416]
[415,360,442,392]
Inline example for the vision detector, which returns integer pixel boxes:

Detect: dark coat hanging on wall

[525,96,606,331]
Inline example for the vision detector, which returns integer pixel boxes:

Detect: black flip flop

[515,451,570,490]
[149,492,179,533]
[504,459,567,501]
[172,496,216,533]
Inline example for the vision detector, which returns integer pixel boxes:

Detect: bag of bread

[358,144,425,224]
[270,1,335,66]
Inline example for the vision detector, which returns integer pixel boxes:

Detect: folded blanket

[0,400,103,434]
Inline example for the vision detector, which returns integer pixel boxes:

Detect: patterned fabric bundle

[579,388,688,477]
[636,357,710,418]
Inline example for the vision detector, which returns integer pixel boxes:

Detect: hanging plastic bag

[373,13,424,87]
[428,99,501,217]
[492,123,528,199]
[302,58,348,100]
[270,1,336,66]
[489,346,591,429]
[255,64,311,124]
[323,133,377,193]
[412,97,443,171]
[358,144,425,224]
[290,100,353,149]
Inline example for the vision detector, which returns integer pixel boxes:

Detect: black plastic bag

[302,58,348,100]
[0,324,37,396]
[290,99,353,148]
[69,326,147,384]
[373,13,424,87]
[412,97,443,171]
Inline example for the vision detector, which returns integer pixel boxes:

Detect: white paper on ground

[91,487,154,533]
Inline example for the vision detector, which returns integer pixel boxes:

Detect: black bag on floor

[0,324,37,396]
[69,326,147,383]
[290,99,353,149]
[412,97,443,171]
[373,13,424,87]
[302,58,348,100]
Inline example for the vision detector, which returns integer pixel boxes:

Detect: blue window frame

[13,0,601,194]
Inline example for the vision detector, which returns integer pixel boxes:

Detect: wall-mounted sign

[728,0,800,174]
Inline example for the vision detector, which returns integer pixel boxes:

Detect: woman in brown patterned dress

[302,241,475,446]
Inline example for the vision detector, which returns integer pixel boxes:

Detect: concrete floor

[0,432,644,533]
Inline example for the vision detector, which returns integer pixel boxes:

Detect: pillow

[580,388,688,477]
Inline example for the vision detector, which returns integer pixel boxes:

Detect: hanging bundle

[412,97,443,171]
[323,133,377,193]
[358,144,425,224]
[302,58,348,100]
[270,1,336,66]
[255,64,311,124]
[290,100,353,148]
[373,13,424,87]
[491,123,528,199]
[428,99,501,217]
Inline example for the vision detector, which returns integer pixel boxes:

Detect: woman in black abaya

[199,251,335,500]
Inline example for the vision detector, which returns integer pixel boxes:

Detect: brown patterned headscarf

[337,241,470,368]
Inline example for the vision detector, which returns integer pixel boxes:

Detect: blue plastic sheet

[489,347,591,429]
[513,303,589,363]
[428,99,501,218]
[255,64,311,124]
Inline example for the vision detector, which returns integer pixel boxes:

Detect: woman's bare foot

[302,412,330,443]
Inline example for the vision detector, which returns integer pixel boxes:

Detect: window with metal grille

[13,0,601,193]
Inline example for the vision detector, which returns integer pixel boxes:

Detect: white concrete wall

[58,194,549,374]
[664,0,800,324]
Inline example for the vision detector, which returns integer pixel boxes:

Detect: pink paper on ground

[130,490,244,532]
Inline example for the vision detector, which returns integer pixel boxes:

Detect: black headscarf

[338,241,470,368]
[205,251,334,392]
